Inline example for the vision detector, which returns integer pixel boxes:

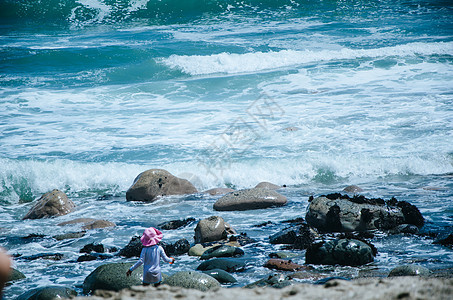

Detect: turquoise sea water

[1,0,453,298]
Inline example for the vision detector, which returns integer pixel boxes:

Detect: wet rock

[245,274,292,289]
[264,258,306,272]
[269,223,315,250]
[164,271,220,291]
[16,286,77,300]
[197,258,246,273]
[77,253,113,262]
[188,244,209,256]
[23,190,75,220]
[201,245,244,260]
[126,169,198,202]
[81,220,116,230]
[305,239,374,266]
[269,252,299,259]
[203,188,235,196]
[254,182,281,190]
[253,221,274,227]
[389,224,419,234]
[306,194,424,232]
[388,265,430,277]
[314,276,351,285]
[83,262,142,294]
[284,126,300,132]
[194,216,229,244]
[433,234,453,247]
[228,233,257,246]
[57,218,96,226]
[161,238,190,256]
[214,188,287,211]
[21,253,64,261]
[343,185,363,193]
[6,268,26,285]
[118,236,142,258]
[202,269,237,284]
[53,231,86,241]
[80,243,105,254]
[158,217,196,230]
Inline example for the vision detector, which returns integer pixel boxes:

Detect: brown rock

[82,220,116,230]
[203,188,235,196]
[23,190,75,220]
[57,218,97,226]
[254,182,281,190]
[343,185,363,193]
[126,169,198,202]
[264,258,307,272]
[213,188,287,211]
[194,216,230,244]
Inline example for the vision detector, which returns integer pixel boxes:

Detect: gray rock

[203,188,235,196]
[196,258,246,273]
[389,224,419,234]
[245,274,292,289]
[158,217,196,230]
[126,169,198,202]
[200,245,244,260]
[254,182,281,190]
[53,231,86,241]
[23,190,75,220]
[305,239,374,266]
[82,262,143,294]
[194,216,228,244]
[81,220,116,230]
[6,268,26,285]
[388,265,430,277]
[213,188,287,211]
[306,196,406,232]
[57,218,96,226]
[343,185,363,193]
[202,269,237,284]
[16,286,77,300]
[164,271,220,291]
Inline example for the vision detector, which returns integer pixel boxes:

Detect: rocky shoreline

[78,276,453,300]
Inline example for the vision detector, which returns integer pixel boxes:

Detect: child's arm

[126,249,145,276]
[158,246,175,264]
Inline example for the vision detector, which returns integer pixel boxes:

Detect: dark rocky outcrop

[200,245,244,260]
[83,263,142,294]
[77,253,113,262]
[118,236,142,258]
[434,234,453,247]
[158,217,196,230]
[23,190,75,220]
[164,271,220,291]
[161,239,190,256]
[16,286,77,300]
[306,194,424,232]
[213,188,287,211]
[305,239,375,266]
[269,223,315,250]
[202,269,237,284]
[126,169,198,202]
[388,265,430,277]
[245,274,292,289]
[196,258,246,273]
[20,253,64,261]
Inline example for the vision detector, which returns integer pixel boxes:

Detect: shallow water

[1,0,452,298]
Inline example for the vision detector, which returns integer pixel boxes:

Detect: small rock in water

[81,220,116,230]
[158,217,196,230]
[200,245,244,260]
[23,189,75,220]
[213,188,287,211]
[203,188,235,196]
[20,253,64,261]
[164,271,220,291]
[388,265,430,277]
[245,274,292,289]
[6,268,26,285]
[80,243,105,254]
[196,258,246,273]
[305,239,375,266]
[53,231,86,241]
[433,234,453,247]
[202,269,237,284]
[389,224,419,234]
[343,185,363,193]
[264,258,306,272]
[269,252,299,259]
[16,286,77,300]
[254,182,281,190]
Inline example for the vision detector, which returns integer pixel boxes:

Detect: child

[126,227,175,286]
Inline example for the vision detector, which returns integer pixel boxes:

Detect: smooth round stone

[305,239,374,266]
[6,268,26,285]
[388,265,430,277]
[202,269,237,284]
[213,188,287,211]
[16,286,77,300]
[83,262,142,294]
[200,245,244,260]
[23,189,75,220]
[164,271,221,291]
[196,258,246,273]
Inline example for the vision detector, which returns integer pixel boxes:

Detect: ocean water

[1,0,453,297]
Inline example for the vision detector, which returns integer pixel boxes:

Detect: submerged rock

[388,265,430,277]
[126,169,198,202]
[53,231,86,241]
[203,188,235,196]
[81,220,116,230]
[306,194,424,232]
[23,189,75,220]
[200,245,244,260]
[83,262,142,294]
[164,271,220,291]
[202,269,237,284]
[434,234,453,247]
[305,239,374,266]
[6,268,26,285]
[194,216,229,244]
[213,188,287,211]
[16,286,77,300]
[158,217,196,230]
[197,258,246,273]
[245,274,292,289]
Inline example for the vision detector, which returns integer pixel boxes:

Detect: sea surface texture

[1,0,452,297]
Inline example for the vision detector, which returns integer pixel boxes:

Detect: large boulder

[305,239,374,266]
[269,223,315,249]
[23,190,75,220]
[200,245,244,260]
[213,188,287,211]
[126,169,198,202]
[197,258,246,273]
[16,286,77,300]
[194,216,229,244]
[164,271,220,291]
[306,194,424,232]
[83,262,142,294]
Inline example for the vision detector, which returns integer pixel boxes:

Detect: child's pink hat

[140,227,163,247]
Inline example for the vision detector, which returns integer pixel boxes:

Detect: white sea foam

[160,42,453,75]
